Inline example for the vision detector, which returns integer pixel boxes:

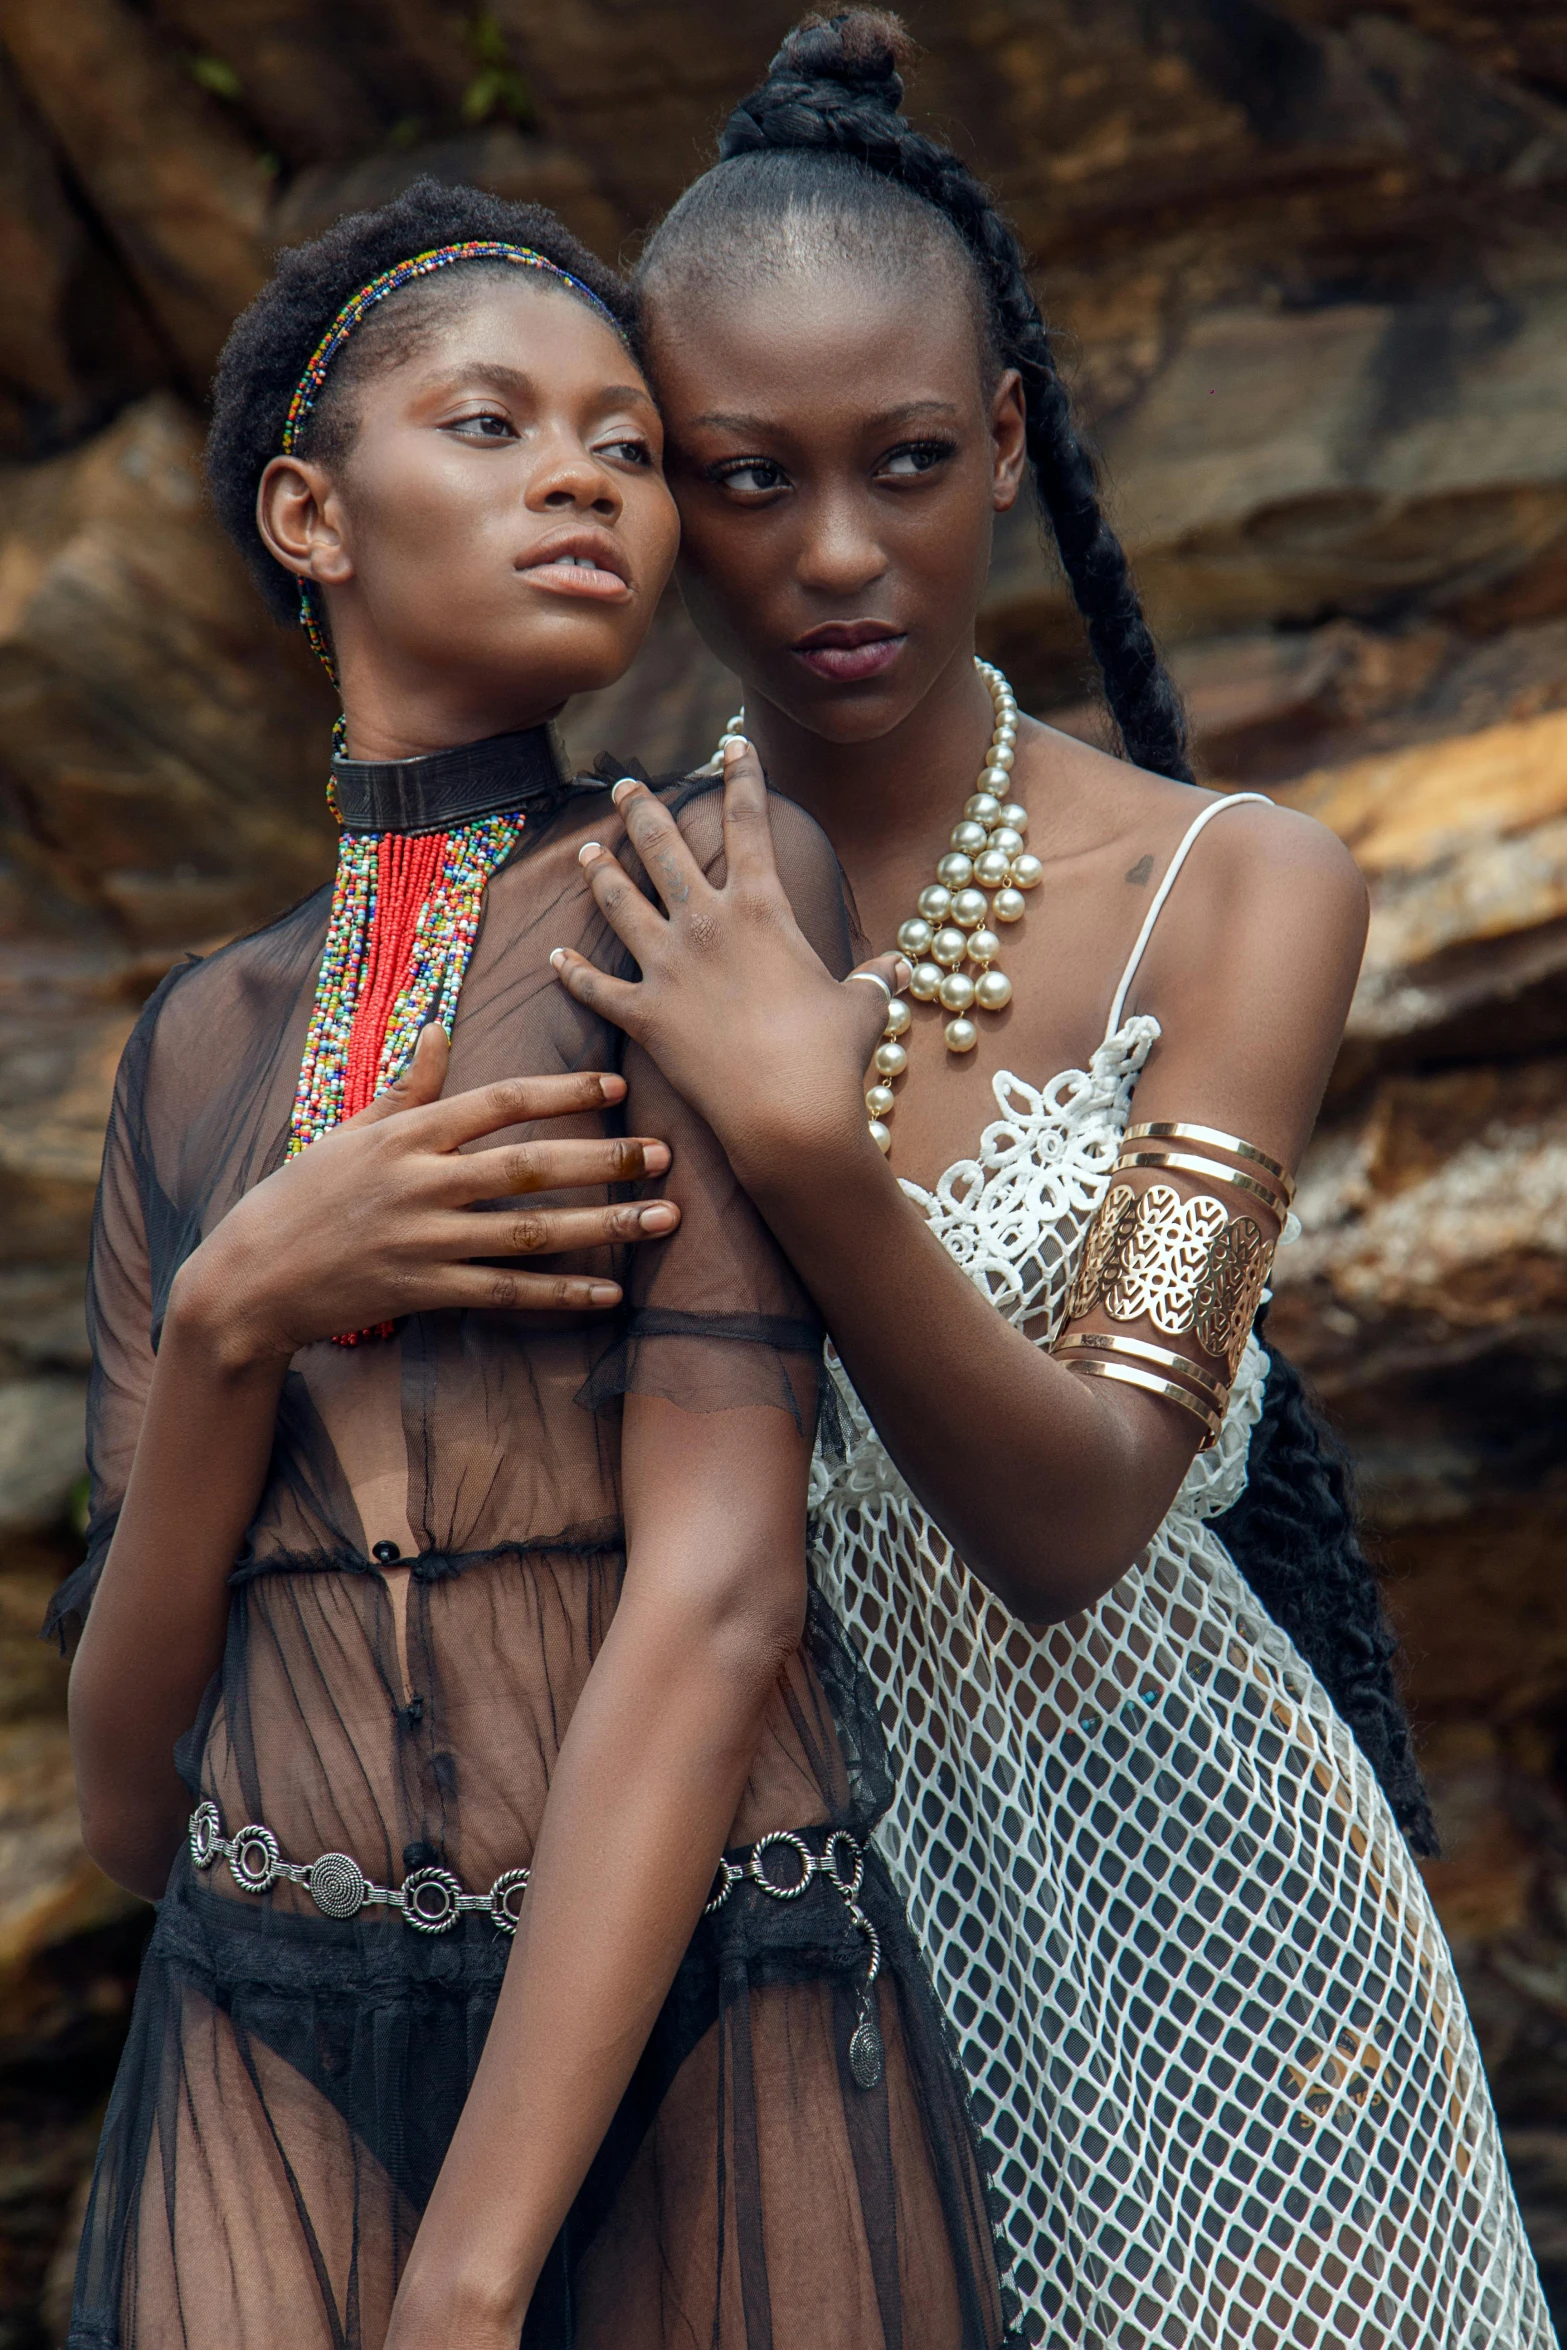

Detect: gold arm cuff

[1066,1179,1276,1375]
[1065,1182,1141,1323]
[1123,1121,1295,1203]
[1054,1330,1229,1412]
[1059,1353,1221,1448]
[1115,1147,1289,1222]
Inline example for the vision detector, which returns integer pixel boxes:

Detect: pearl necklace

[717,657,1038,1154]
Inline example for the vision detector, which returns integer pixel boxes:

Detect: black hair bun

[772,11,913,101]
[721,11,913,155]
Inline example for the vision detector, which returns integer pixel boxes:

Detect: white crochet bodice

[810,799,1551,2349]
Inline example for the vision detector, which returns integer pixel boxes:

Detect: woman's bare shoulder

[1038,724,1367,944]
[1163,788,1369,953]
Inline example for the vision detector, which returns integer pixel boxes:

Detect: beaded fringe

[290,814,524,1154]
[289,813,525,1340]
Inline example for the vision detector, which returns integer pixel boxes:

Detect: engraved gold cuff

[1054,1330,1229,1412]
[1065,1177,1277,1376]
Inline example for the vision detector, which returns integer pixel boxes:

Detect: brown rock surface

[1,0,1566,2328]
[272,126,626,261]
[0,0,270,384]
[1274,711,1567,1068]
[1272,1057,1567,1388]
[0,394,336,954]
[0,54,167,461]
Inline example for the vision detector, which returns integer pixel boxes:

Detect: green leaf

[191,54,243,102]
[461,12,535,125]
[469,13,509,66]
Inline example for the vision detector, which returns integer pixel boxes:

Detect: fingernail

[639,1203,677,1231]
[894,957,912,990]
[596,1074,626,1102]
[549,948,566,970]
[588,1283,621,1305]
[722,733,750,755]
[641,1142,671,1174]
[578,841,602,866]
[611,778,638,806]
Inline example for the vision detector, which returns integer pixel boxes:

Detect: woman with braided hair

[553,13,1553,2342]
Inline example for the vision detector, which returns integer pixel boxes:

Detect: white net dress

[810,800,1553,2349]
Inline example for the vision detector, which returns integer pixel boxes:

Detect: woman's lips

[519,556,632,603]
[792,632,907,683]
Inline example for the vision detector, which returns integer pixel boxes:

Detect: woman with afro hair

[553,13,1553,2346]
[54,178,1013,2350]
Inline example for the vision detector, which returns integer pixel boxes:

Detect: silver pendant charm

[849,2004,884,2090]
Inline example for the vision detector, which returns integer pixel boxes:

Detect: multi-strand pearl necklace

[721,658,1038,1154]
[867,658,1039,1148]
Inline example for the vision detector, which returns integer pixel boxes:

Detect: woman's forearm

[393,1586,790,2329]
[388,1400,806,2343]
[69,1284,286,1899]
[748,1141,1195,1616]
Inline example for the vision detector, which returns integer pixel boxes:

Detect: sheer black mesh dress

[51,732,1009,2350]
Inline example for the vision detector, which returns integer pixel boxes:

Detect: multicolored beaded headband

[280,240,629,686]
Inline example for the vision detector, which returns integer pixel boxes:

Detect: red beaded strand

[289,807,525,1343]
[342,830,448,1122]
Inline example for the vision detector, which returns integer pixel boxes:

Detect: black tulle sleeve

[580,783,855,1432]
[46,980,170,1649]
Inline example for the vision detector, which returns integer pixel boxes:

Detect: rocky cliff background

[1,0,1566,2337]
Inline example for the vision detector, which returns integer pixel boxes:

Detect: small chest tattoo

[1125,854,1155,887]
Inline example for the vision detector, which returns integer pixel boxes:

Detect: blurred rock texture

[0,0,1565,2336]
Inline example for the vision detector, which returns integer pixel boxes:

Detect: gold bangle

[1114,1147,1289,1223]
[1053,1330,1229,1413]
[1058,1353,1221,1447]
[1123,1121,1295,1203]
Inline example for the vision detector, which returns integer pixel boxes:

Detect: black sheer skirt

[72,1586,1004,2350]
[53,771,1012,2349]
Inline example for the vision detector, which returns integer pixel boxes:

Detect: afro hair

[207,177,634,625]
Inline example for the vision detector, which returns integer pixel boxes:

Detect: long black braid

[639,11,1435,1853]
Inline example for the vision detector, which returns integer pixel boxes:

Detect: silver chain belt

[189,1801,529,1934]
[187,1805,886,2081]
[705,1828,884,2089]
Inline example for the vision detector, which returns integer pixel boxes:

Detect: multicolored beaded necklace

[288,809,525,1341]
[279,241,611,1332]
[287,813,526,1155]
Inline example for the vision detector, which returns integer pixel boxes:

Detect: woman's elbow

[709,1576,807,1694]
[657,1544,807,1701]
[964,1486,1179,1623]
[72,1717,182,1900]
[78,1793,175,1904]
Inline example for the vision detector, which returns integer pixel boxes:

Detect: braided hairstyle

[641,9,1190,780]
[1216,1320,1436,1853]
[639,13,1435,1852]
[207,176,633,625]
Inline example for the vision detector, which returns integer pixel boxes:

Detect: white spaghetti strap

[1104,792,1272,1039]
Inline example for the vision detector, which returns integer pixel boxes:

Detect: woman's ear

[256,455,354,587]
[990,368,1027,514]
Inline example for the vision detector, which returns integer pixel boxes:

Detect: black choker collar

[330,724,571,835]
